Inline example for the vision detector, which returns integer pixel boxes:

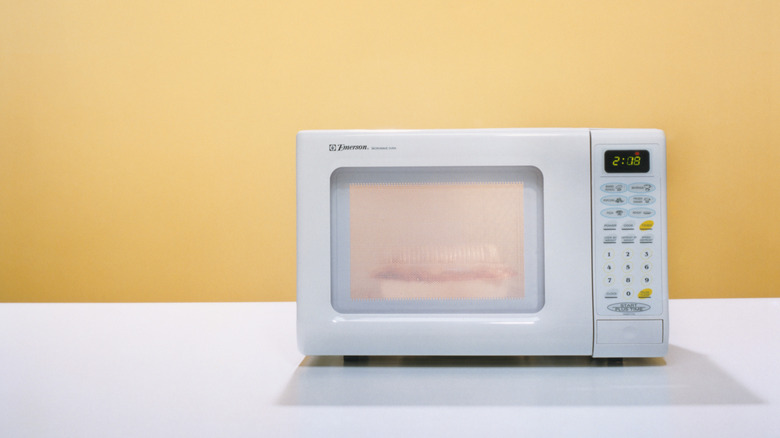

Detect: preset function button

[630,195,655,205]
[601,183,627,193]
[602,208,628,218]
[640,220,654,231]
[629,183,655,193]
[629,208,655,218]
[601,195,627,206]
[621,222,636,231]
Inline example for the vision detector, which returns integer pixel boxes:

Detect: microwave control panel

[591,140,667,319]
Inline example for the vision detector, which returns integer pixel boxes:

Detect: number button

[641,249,652,259]
[622,249,634,259]
[604,249,615,260]
[641,262,652,273]
[641,275,652,285]
[623,276,634,285]
[622,262,633,273]
[604,263,615,273]
[604,276,616,286]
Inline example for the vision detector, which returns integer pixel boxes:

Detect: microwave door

[297,129,595,356]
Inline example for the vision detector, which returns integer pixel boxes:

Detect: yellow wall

[1,1,777,302]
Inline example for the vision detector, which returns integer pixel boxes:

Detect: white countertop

[1,299,778,437]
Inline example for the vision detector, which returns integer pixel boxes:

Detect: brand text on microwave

[329,144,368,151]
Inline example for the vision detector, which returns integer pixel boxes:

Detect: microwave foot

[607,357,624,366]
[344,355,368,363]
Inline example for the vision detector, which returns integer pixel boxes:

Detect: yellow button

[640,220,654,231]
[638,288,653,299]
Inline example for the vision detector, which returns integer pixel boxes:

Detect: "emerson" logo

[329,144,368,151]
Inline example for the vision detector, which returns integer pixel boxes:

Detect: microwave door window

[351,182,524,301]
[330,167,544,313]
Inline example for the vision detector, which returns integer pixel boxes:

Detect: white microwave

[297,128,668,358]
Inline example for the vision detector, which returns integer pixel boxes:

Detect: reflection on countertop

[278,346,761,407]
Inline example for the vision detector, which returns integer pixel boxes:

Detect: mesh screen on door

[349,182,524,301]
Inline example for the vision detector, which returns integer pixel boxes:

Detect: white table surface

[1,299,778,438]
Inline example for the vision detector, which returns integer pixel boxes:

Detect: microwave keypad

[595,181,662,316]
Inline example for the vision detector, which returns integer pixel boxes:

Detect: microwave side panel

[296,131,337,354]
[296,129,595,356]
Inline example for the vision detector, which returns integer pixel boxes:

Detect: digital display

[605,150,650,173]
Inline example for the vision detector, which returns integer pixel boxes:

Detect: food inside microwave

[371,245,519,300]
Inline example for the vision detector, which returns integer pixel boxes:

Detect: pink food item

[368,245,521,300]
[373,263,516,284]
